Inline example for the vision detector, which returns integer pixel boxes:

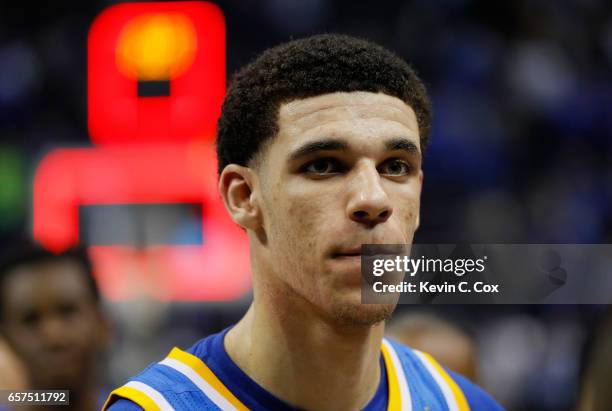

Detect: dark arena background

[0,1,611,410]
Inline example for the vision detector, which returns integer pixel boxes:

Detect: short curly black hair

[216,33,432,176]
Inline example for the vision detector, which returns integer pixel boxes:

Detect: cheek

[265,192,325,287]
[272,198,318,258]
[287,198,318,235]
[6,322,37,346]
[7,329,43,364]
[71,309,101,341]
[395,192,421,230]
[268,185,323,244]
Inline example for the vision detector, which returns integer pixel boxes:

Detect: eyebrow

[289,137,421,162]
[385,138,421,158]
[288,139,349,161]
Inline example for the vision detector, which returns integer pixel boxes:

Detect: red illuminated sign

[88,1,225,145]
[33,2,251,301]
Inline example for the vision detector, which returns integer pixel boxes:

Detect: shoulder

[386,339,505,411]
[102,356,222,410]
[102,331,228,411]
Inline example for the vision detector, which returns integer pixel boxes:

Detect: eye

[21,311,40,327]
[379,159,411,176]
[302,158,343,175]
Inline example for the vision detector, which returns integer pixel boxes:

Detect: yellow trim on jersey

[419,352,470,411]
[102,385,161,411]
[167,347,250,411]
[381,342,403,410]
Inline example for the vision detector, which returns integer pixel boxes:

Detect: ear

[415,169,423,231]
[219,164,262,231]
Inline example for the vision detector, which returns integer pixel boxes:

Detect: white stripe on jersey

[125,381,174,411]
[413,350,460,411]
[382,339,413,411]
[159,357,238,411]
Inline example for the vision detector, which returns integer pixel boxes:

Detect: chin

[331,301,396,327]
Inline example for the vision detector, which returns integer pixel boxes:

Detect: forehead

[2,260,93,311]
[276,91,420,150]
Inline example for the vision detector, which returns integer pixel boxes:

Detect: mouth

[332,246,363,258]
[332,244,410,258]
[334,254,361,260]
[332,246,382,258]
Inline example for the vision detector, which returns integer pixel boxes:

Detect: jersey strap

[160,347,249,410]
[102,380,174,411]
[102,347,250,411]
[381,338,412,411]
[412,349,470,411]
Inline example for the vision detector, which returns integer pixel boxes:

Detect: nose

[39,316,69,348]
[346,163,393,226]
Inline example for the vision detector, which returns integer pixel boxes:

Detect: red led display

[33,2,251,301]
[88,1,225,145]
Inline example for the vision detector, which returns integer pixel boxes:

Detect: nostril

[353,210,368,219]
[378,210,389,219]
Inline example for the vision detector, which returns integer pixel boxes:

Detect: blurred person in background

[104,34,503,410]
[0,241,111,410]
[577,308,612,411]
[386,311,478,382]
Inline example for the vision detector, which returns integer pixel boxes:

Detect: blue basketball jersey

[103,327,503,410]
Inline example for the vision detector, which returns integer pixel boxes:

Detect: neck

[225,284,385,411]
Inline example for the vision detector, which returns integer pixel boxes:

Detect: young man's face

[253,91,423,326]
[0,259,107,389]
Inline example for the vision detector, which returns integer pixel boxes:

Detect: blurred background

[0,0,611,410]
